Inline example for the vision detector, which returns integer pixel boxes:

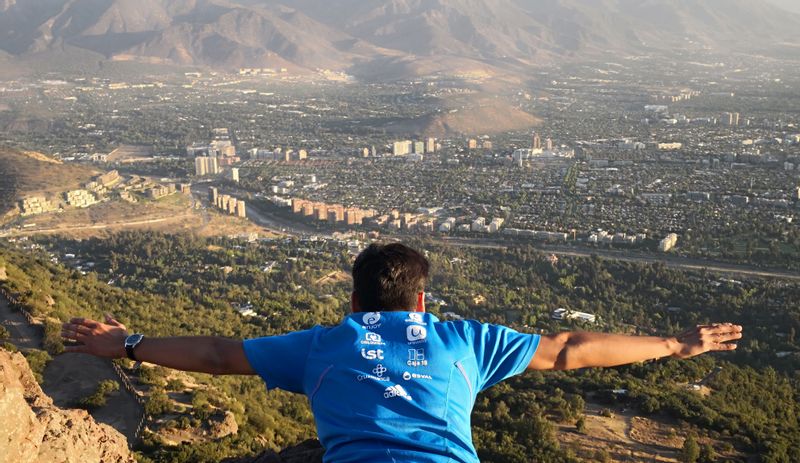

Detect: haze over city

[0,1,799,462]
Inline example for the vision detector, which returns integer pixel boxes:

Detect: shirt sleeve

[464,321,540,391]
[242,327,319,393]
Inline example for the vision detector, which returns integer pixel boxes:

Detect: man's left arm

[528,323,742,371]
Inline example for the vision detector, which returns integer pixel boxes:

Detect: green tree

[78,379,120,409]
[575,415,586,433]
[699,443,716,463]
[23,349,52,384]
[145,388,173,416]
[681,435,700,463]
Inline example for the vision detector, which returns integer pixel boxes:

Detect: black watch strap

[125,334,144,361]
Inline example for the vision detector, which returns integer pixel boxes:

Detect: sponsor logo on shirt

[361,332,385,345]
[384,384,413,401]
[405,313,424,324]
[357,373,390,382]
[361,312,382,328]
[357,364,390,382]
[406,325,427,344]
[403,371,432,381]
[407,348,428,367]
[361,348,384,360]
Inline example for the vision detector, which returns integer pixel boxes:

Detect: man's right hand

[61,314,129,358]
[671,323,742,359]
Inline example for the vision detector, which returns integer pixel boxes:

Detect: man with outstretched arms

[62,243,742,462]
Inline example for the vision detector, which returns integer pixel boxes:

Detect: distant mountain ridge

[1,0,799,78]
[765,0,800,14]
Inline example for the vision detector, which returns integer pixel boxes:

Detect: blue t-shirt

[243,311,540,463]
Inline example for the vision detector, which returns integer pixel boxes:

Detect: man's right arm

[61,315,255,375]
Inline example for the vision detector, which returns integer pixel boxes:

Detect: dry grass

[383,96,541,137]
[106,145,155,163]
[0,147,98,215]
[7,193,282,240]
[314,270,351,286]
[558,402,682,462]
[558,401,743,462]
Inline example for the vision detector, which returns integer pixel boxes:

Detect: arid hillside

[0,148,98,216]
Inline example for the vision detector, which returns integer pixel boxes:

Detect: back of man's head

[352,243,429,312]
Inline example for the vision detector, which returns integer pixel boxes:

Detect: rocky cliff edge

[0,349,135,463]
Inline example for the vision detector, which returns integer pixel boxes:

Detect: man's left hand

[61,314,129,358]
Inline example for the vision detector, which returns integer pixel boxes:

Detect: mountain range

[1,0,799,79]
[765,0,800,14]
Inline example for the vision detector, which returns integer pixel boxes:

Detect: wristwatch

[124,334,145,361]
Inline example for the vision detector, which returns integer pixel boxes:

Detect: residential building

[659,233,679,252]
[20,196,57,216]
[195,156,220,176]
[551,308,596,323]
[425,137,436,153]
[392,140,413,156]
[65,189,98,208]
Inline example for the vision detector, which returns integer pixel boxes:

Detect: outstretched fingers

[62,323,93,334]
[714,330,743,343]
[703,323,742,352]
[104,313,127,330]
[61,322,93,341]
[70,317,99,329]
[713,342,738,351]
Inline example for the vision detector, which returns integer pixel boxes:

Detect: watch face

[125,334,143,347]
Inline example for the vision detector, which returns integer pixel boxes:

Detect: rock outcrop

[0,349,135,463]
[208,410,239,439]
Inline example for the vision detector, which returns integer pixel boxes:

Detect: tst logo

[406,325,427,342]
[361,348,384,360]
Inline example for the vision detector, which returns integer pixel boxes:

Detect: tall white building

[425,137,436,153]
[393,140,413,156]
[195,156,220,176]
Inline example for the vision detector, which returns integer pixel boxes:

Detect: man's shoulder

[432,318,483,343]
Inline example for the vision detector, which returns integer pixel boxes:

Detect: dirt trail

[0,296,42,350]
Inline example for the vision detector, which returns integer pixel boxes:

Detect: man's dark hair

[352,243,429,311]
